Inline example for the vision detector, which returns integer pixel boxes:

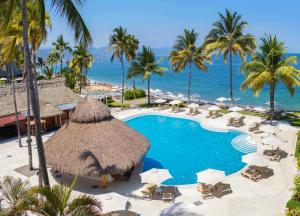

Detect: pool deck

[0,107,298,215]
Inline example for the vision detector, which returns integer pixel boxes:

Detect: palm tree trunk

[147,77,151,106]
[188,62,192,104]
[32,48,40,103]
[229,48,233,103]
[79,65,83,94]
[9,64,22,148]
[121,54,125,107]
[26,74,33,170]
[269,82,275,123]
[133,79,136,99]
[21,0,50,187]
[60,56,63,76]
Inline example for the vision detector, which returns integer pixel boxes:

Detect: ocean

[87,54,300,111]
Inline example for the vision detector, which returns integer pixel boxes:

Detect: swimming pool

[125,114,248,185]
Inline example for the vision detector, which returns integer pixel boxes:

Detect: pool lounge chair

[213,182,233,198]
[162,192,174,203]
[249,165,274,178]
[241,168,262,182]
[190,108,200,116]
[141,184,157,200]
[197,183,213,199]
[227,118,234,126]
[270,152,281,162]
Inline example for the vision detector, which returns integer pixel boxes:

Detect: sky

[43,0,300,52]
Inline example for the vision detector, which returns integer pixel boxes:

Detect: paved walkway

[0,107,298,215]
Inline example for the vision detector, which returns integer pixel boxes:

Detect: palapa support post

[101,175,107,188]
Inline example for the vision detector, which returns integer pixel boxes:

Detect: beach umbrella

[154,98,167,104]
[242,153,268,167]
[191,93,201,99]
[188,103,200,109]
[262,136,283,149]
[0,77,7,81]
[254,106,267,112]
[260,125,277,134]
[169,99,183,105]
[160,202,203,216]
[196,169,226,185]
[246,116,264,125]
[99,192,129,213]
[177,93,185,99]
[227,111,243,119]
[216,97,229,104]
[139,168,172,185]
[207,105,220,111]
[265,100,277,106]
[229,106,243,112]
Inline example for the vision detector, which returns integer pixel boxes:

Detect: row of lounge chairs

[197,182,232,199]
[248,123,260,134]
[187,108,201,116]
[263,148,283,162]
[241,165,274,182]
[141,184,177,202]
[227,117,245,127]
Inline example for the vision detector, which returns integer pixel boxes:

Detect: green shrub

[295,131,300,158]
[124,88,145,100]
[286,199,300,215]
[101,97,113,104]
[109,101,130,108]
[292,175,300,201]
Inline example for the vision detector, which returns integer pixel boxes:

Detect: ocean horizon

[86,53,300,111]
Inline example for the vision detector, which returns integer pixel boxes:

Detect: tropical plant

[109,27,139,106]
[52,35,72,74]
[42,65,54,80]
[0,0,93,187]
[36,57,46,73]
[27,177,102,216]
[205,9,256,102]
[124,88,146,100]
[169,29,211,104]
[241,35,300,121]
[0,176,31,216]
[69,44,94,94]
[62,67,77,90]
[128,46,167,105]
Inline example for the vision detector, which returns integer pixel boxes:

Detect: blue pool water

[125,115,247,185]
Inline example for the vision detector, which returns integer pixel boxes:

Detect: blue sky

[44,0,300,52]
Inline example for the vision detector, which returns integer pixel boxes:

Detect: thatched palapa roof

[45,97,150,176]
[0,79,80,117]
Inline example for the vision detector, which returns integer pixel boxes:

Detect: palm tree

[52,35,72,74]
[128,46,167,105]
[205,9,256,102]
[0,0,93,187]
[241,35,300,121]
[36,57,46,73]
[169,29,211,104]
[27,177,102,216]
[0,176,31,216]
[47,51,59,73]
[42,66,54,80]
[109,27,139,106]
[62,67,77,90]
[69,44,94,94]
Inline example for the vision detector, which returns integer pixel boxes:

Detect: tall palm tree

[109,27,139,106]
[241,35,300,121]
[27,177,102,216]
[0,176,31,216]
[0,0,93,187]
[69,44,94,94]
[128,46,167,105]
[52,35,72,74]
[42,65,54,80]
[36,57,46,73]
[205,9,256,102]
[169,29,211,104]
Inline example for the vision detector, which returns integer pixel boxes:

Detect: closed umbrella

[139,168,172,185]
[196,169,226,185]
[207,105,220,111]
[242,153,268,167]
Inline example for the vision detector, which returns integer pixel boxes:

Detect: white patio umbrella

[229,106,243,112]
[188,103,200,109]
[227,111,243,119]
[139,168,172,185]
[207,105,220,111]
[160,202,203,216]
[177,93,185,98]
[216,97,229,104]
[99,192,128,213]
[169,99,183,106]
[246,116,265,125]
[0,77,7,81]
[154,98,167,104]
[262,136,284,149]
[242,153,268,167]
[196,169,226,185]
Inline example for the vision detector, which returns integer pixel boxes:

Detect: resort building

[0,79,80,139]
[44,97,150,187]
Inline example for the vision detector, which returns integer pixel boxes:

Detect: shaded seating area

[197,183,213,199]
[207,110,222,119]
[141,183,157,200]
[241,167,262,182]
[197,182,232,199]
[241,165,274,181]
[248,123,260,133]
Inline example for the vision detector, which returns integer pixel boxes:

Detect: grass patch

[138,103,158,108]
[280,112,300,127]
[294,131,300,158]
[218,109,230,114]
[238,110,269,118]
[109,101,130,108]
